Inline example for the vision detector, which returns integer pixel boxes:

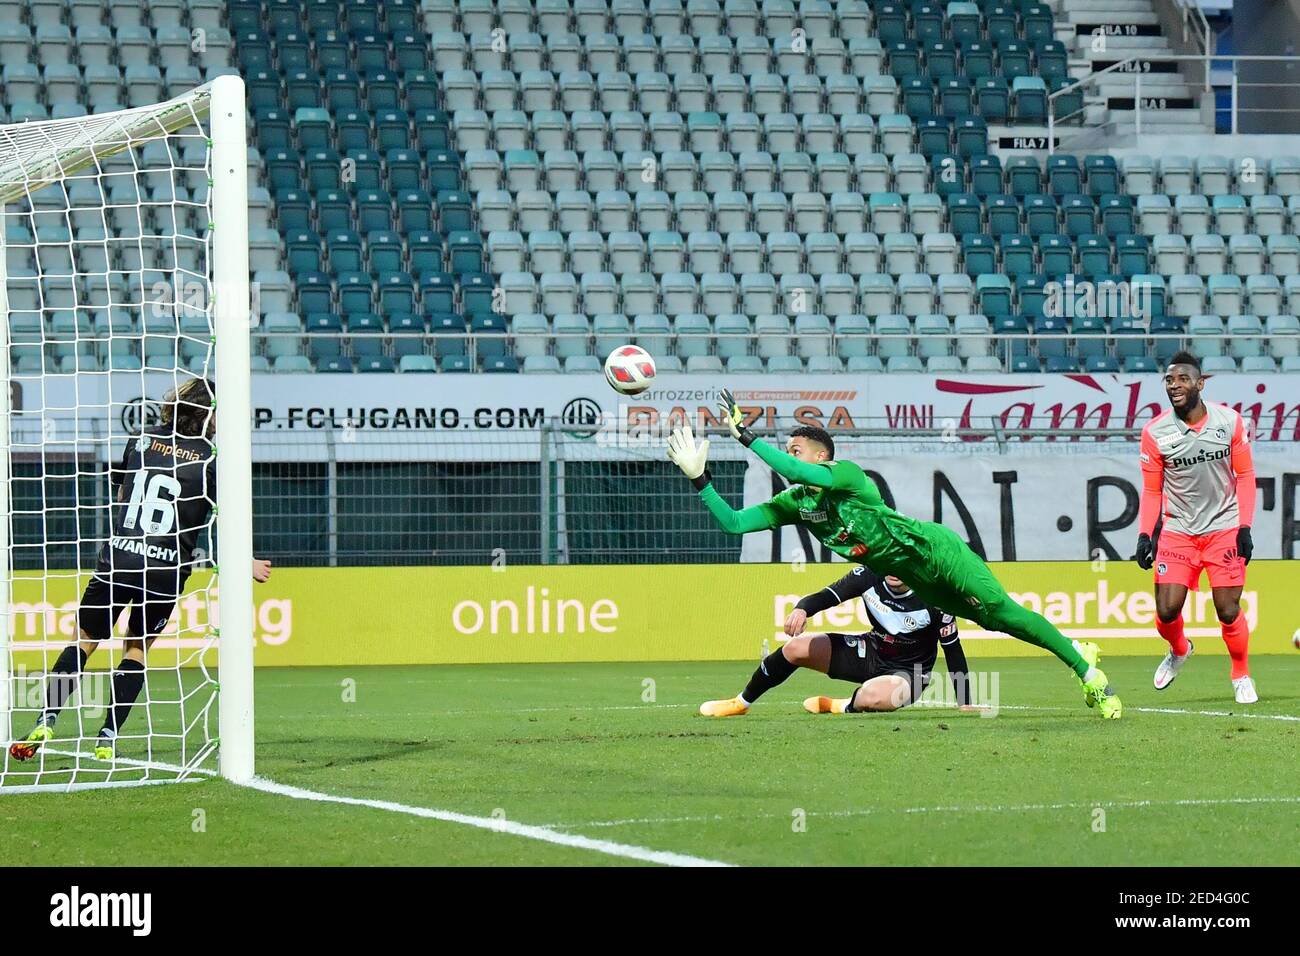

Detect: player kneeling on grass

[700,565,975,717]
[9,379,272,764]
[667,396,1122,719]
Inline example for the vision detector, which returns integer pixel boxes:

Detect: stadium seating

[3,2,1293,375]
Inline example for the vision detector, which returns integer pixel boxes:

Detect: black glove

[717,387,755,447]
[1134,533,1155,570]
[1237,526,1253,565]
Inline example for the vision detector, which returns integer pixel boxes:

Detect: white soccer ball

[603,344,657,395]
[1293,628,1300,651]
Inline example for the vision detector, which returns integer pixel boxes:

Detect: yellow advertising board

[7,562,1297,668]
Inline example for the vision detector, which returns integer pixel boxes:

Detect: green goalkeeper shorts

[900,521,1012,626]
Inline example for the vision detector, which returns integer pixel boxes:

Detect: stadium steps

[1058,0,1214,135]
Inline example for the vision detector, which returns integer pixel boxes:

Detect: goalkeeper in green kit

[666,390,1122,719]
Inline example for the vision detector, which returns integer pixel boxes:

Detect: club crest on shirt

[1213,427,1226,440]
[865,589,928,632]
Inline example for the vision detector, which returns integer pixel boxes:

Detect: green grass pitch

[2,655,1297,866]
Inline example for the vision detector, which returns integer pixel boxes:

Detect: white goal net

[0,76,253,793]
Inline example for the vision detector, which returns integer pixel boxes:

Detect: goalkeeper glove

[1237,525,1253,565]
[667,425,712,490]
[1134,533,1155,570]
[717,388,755,447]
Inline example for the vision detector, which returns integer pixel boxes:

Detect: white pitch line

[546,795,1300,831]
[987,703,1300,723]
[257,674,717,689]
[238,776,734,868]
[1127,705,1300,722]
[3,751,734,867]
[5,750,733,864]
[268,700,1300,723]
[0,746,216,795]
[270,702,697,720]
[37,746,221,776]
[0,776,204,795]
[470,702,694,716]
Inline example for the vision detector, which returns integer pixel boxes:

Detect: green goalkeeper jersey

[698,438,930,575]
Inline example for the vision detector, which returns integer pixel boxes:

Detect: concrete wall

[1229,0,1300,132]
[1106,132,1300,157]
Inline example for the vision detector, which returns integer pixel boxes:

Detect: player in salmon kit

[1135,352,1258,704]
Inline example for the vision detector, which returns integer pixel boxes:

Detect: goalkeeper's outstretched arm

[697,484,786,535]
[715,389,860,490]
[747,437,849,489]
[666,425,793,535]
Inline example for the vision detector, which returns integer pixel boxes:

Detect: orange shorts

[1154,527,1245,590]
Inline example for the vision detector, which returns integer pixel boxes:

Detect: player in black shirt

[700,565,974,717]
[9,378,272,763]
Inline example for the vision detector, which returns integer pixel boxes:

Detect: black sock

[741,648,799,704]
[42,646,89,724]
[101,659,146,737]
[844,689,858,714]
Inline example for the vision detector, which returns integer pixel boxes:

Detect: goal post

[209,75,255,785]
[0,76,253,791]
[0,205,12,739]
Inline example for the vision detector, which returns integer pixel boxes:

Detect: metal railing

[1171,0,1214,57]
[206,418,1300,565]
[252,329,1299,370]
[1048,54,1300,148]
[10,415,1298,570]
